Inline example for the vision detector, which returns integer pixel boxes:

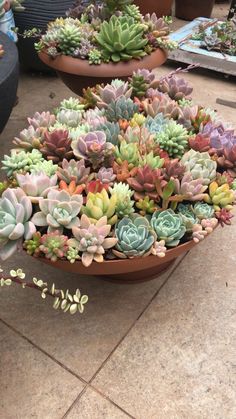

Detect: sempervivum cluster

[35,2,177,65]
[0,68,235,266]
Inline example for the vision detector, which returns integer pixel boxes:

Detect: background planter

[0,31,19,133]
[39,48,167,96]
[134,0,173,17]
[37,240,196,283]
[175,0,215,20]
[0,9,17,42]
[14,0,73,71]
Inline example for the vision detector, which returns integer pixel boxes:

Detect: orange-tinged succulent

[113,160,138,182]
[118,119,129,131]
[59,180,85,195]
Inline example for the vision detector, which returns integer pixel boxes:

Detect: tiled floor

[0,3,236,418]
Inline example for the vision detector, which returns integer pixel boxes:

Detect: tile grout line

[88,253,189,386]
[0,317,88,386]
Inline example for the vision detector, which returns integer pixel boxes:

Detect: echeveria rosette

[193,202,215,220]
[92,80,132,108]
[16,172,58,203]
[72,131,114,169]
[68,215,118,267]
[109,182,135,218]
[181,150,217,185]
[57,159,91,185]
[32,190,83,233]
[0,188,36,260]
[200,122,236,152]
[151,209,186,247]
[113,215,156,259]
[82,189,117,225]
[177,203,199,232]
[2,150,44,177]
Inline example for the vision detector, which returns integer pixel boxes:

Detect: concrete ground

[0,3,236,418]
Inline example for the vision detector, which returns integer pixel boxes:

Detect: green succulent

[140,151,164,170]
[136,196,158,216]
[105,0,133,14]
[110,182,135,218]
[106,97,139,122]
[66,246,80,264]
[39,231,69,262]
[123,4,142,21]
[58,24,81,55]
[193,202,215,220]
[97,121,120,145]
[95,15,147,63]
[58,97,85,112]
[23,232,42,256]
[129,74,148,98]
[1,150,43,177]
[151,209,186,247]
[177,203,199,232]
[81,189,117,225]
[115,140,140,167]
[157,120,189,158]
[113,215,156,258]
[88,48,102,65]
[30,160,58,177]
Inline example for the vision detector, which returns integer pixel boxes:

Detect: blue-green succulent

[151,209,186,247]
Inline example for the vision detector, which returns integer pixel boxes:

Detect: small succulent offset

[68,215,117,267]
[113,215,156,258]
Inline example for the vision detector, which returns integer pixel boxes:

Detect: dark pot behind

[134,0,173,16]
[0,32,19,134]
[14,0,73,71]
[175,0,215,20]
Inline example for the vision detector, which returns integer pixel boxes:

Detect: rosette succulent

[2,150,44,177]
[157,120,189,158]
[113,215,156,258]
[173,173,208,201]
[193,202,215,220]
[39,231,69,262]
[72,131,114,169]
[157,75,193,101]
[115,140,140,168]
[204,181,235,211]
[106,97,139,122]
[110,182,135,217]
[0,188,36,260]
[143,94,180,119]
[13,126,43,151]
[28,111,55,130]
[92,80,132,108]
[41,129,73,164]
[32,190,83,232]
[177,203,198,232]
[16,172,58,203]
[151,209,186,246]
[181,150,217,185]
[57,159,90,184]
[82,189,117,225]
[68,215,117,267]
[127,165,162,201]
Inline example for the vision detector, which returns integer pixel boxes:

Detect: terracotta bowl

[37,239,197,284]
[38,48,167,96]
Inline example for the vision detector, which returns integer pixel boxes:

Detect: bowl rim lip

[38,47,168,77]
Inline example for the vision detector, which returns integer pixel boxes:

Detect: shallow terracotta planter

[175,0,215,20]
[38,48,167,96]
[134,0,173,17]
[36,239,197,284]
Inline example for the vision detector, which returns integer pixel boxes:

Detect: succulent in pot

[0,66,235,297]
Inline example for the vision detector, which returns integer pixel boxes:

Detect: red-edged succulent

[41,129,73,164]
[127,165,163,201]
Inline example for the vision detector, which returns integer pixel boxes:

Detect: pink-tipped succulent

[157,75,193,101]
[174,173,208,201]
[28,111,56,129]
[92,80,132,108]
[16,172,58,203]
[163,159,185,180]
[57,159,91,184]
[72,131,113,169]
[41,130,73,164]
[143,94,180,119]
[217,145,236,177]
[13,125,43,151]
[151,240,167,258]
[188,134,211,152]
[39,230,69,262]
[97,167,116,184]
[86,180,109,194]
[67,214,118,267]
[215,208,234,226]
[127,165,163,201]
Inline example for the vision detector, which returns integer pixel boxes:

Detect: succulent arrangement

[192,17,236,56]
[34,0,176,64]
[0,0,25,18]
[1,67,235,285]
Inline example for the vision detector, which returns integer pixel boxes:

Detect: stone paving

[0,4,236,418]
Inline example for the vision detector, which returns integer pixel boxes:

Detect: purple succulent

[158,75,193,101]
[83,108,107,129]
[28,112,56,129]
[92,80,132,108]
[133,69,156,84]
[97,167,116,184]
[200,122,236,152]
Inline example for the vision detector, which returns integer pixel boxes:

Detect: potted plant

[0,67,235,289]
[0,0,24,41]
[134,0,173,17]
[0,31,19,133]
[13,0,74,71]
[175,0,215,21]
[36,0,176,95]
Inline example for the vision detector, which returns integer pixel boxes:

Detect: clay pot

[134,0,173,17]
[38,48,167,96]
[0,31,19,133]
[175,0,215,20]
[36,240,196,284]
[14,0,74,71]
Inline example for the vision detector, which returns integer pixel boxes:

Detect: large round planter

[175,0,215,20]
[134,0,173,17]
[14,0,73,71]
[39,48,167,96]
[36,239,196,283]
[0,31,19,134]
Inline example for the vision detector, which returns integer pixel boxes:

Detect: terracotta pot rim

[28,238,198,276]
[38,48,168,78]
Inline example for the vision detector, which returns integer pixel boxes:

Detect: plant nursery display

[192,18,236,56]
[0,67,235,305]
[36,0,176,94]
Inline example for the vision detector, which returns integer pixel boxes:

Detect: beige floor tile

[93,221,236,419]
[0,321,84,419]
[0,250,179,381]
[67,388,130,419]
